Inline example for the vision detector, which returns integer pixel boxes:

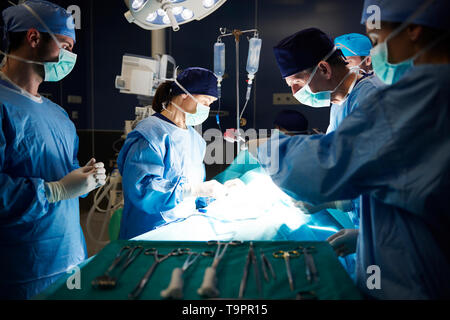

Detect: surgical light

[124,0,227,32]
[203,0,215,8]
[146,11,157,22]
[132,0,147,11]
[172,6,183,15]
[181,8,193,20]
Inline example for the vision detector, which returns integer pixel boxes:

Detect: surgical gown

[117,115,206,239]
[0,78,87,299]
[257,64,450,299]
[327,74,385,227]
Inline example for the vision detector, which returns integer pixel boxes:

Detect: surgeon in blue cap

[258,0,450,299]
[272,28,383,232]
[334,33,373,74]
[0,1,106,299]
[118,67,227,239]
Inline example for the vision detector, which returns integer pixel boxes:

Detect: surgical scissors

[273,249,300,291]
[197,240,240,297]
[239,242,262,298]
[128,248,179,300]
[160,251,201,299]
[92,245,143,289]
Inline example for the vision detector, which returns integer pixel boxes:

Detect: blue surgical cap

[274,110,309,133]
[273,28,338,78]
[2,0,76,42]
[171,67,218,98]
[334,33,372,57]
[361,0,450,31]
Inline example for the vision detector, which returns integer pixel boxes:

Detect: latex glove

[293,200,354,214]
[45,158,107,203]
[327,229,359,257]
[224,178,245,193]
[245,137,270,157]
[184,180,227,199]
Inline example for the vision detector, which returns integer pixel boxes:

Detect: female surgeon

[117,67,226,239]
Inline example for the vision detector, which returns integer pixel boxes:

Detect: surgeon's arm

[121,138,186,215]
[257,101,397,205]
[0,112,50,226]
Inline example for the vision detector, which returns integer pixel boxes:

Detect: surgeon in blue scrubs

[0,1,106,299]
[273,29,384,231]
[334,33,373,74]
[118,67,226,239]
[258,0,450,299]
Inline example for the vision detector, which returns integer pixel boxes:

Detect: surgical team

[0,0,449,300]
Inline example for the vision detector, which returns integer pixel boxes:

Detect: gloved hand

[45,158,107,203]
[224,178,245,193]
[184,180,227,199]
[327,229,359,257]
[293,200,354,214]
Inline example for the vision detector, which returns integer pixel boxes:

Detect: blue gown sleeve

[257,100,399,206]
[121,136,186,214]
[0,106,49,226]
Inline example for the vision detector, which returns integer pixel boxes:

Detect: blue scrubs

[327,74,385,228]
[0,78,87,299]
[327,73,384,134]
[258,65,450,299]
[118,115,206,239]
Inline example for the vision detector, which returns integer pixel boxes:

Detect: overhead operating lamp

[124,0,227,32]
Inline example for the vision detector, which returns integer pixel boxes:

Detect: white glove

[293,200,354,214]
[183,180,227,199]
[327,229,359,257]
[224,178,245,193]
[45,158,107,203]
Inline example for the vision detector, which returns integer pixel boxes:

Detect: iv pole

[217,28,259,151]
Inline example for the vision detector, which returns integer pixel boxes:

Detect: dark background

[0,0,367,178]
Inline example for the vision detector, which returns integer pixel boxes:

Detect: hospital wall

[1,0,366,177]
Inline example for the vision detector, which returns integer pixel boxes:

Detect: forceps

[92,245,143,289]
[239,242,262,298]
[128,248,180,300]
[297,246,319,283]
[273,249,300,291]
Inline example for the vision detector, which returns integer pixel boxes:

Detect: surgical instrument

[92,245,143,289]
[238,242,262,298]
[160,251,200,299]
[273,249,300,291]
[298,246,319,283]
[128,248,177,300]
[197,241,234,298]
[260,249,276,282]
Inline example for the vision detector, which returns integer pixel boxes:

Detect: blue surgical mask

[370,36,414,85]
[0,44,77,82]
[294,47,360,108]
[169,101,210,127]
[369,0,446,85]
[42,46,77,82]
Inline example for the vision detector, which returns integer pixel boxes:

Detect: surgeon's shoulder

[133,116,168,142]
[188,126,207,148]
[41,96,72,119]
